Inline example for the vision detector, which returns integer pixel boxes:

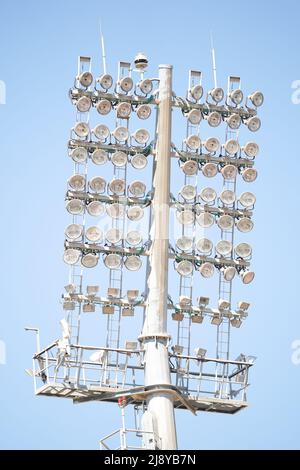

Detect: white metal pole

[141,64,177,450]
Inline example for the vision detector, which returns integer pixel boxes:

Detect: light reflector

[127,206,144,221]
[96,99,112,115]
[105,228,123,244]
[216,240,232,257]
[202,162,218,178]
[70,147,88,164]
[221,266,236,282]
[182,160,198,176]
[89,176,106,193]
[241,270,255,284]
[220,189,236,206]
[242,168,258,183]
[217,215,234,231]
[209,87,224,103]
[176,236,193,252]
[137,104,151,120]
[126,230,142,246]
[87,201,105,217]
[104,253,122,269]
[78,72,93,88]
[247,116,261,132]
[187,109,202,125]
[91,149,108,165]
[180,184,197,201]
[65,224,83,240]
[196,212,214,228]
[68,174,86,191]
[236,218,254,233]
[111,151,127,167]
[131,153,147,170]
[132,128,150,145]
[235,243,252,259]
[199,262,215,278]
[129,181,146,198]
[109,178,126,195]
[224,139,240,156]
[176,260,194,277]
[207,111,222,127]
[85,226,103,242]
[243,142,259,158]
[227,113,241,130]
[249,91,264,107]
[239,191,256,208]
[204,137,220,153]
[196,238,213,255]
[119,76,133,93]
[199,187,217,204]
[77,96,92,113]
[112,126,129,142]
[186,135,201,150]
[221,164,238,180]
[125,256,142,271]
[106,203,125,219]
[98,74,113,90]
[116,102,131,119]
[74,122,89,138]
[177,209,195,225]
[64,249,80,265]
[81,253,99,268]
[66,199,84,215]
[92,124,110,141]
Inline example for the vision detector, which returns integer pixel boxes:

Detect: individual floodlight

[97,73,113,90]
[64,284,77,294]
[104,253,122,269]
[85,226,103,242]
[90,350,106,363]
[216,240,232,257]
[126,230,142,247]
[179,296,192,308]
[92,124,110,141]
[192,314,204,324]
[199,187,217,204]
[76,95,92,113]
[196,238,213,255]
[217,215,234,231]
[176,236,193,252]
[209,87,224,103]
[129,181,146,198]
[199,262,215,278]
[194,348,207,358]
[220,189,236,206]
[112,126,129,142]
[239,191,256,208]
[107,287,121,298]
[240,270,255,284]
[226,113,242,130]
[238,301,251,311]
[241,168,258,183]
[127,205,144,221]
[66,199,84,215]
[204,137,220,153]
[70,147,88,164]
[221,164,238,180]
[74,122,90,138]
[63,249,81,265]
[109,178,126,195]
[78,71,93,88]
[116,101,132,119]
[171,345,184,355]
[87,285,100,296]
[91,149,108,165]
[202,162,218,178]
[86,201,105,217]
[231,316,242,328]
[185,134,201,150]
[224,139,240,156]
[105,228,123,245]
[111,151,128,167]
[131,153,147,170]
[236,218,254,233]
[248,91,264,108]
[65,224,83,240]
[180,184,197,201]
[211,313,223,326]
[229,89,244,106]
[235,243,252,259]
[125,341,138,351]
[89,176,106,193]
[182,160,198,176]
[68,174,86,191]
[196,212,214,228]
[207,111,222,127]
[176,260,194,277]
[187,109,202,125]
[221,266,236,282]
[125,255,142,271]
[243,142,259,158]
[198,296,210,307]
[122,308,134,317]
[127,289,139,301]
[106,203,125,219]
[177,209,194,225]
[102,305,115,315]
[96,99,112,115]
[218,299,230,310]
[190,84,203,101]
[63,301,75,311]
[138,78,153,95]
[137,104,151,120]
[132,128,150,145]
[83,303,96,313]
[246,116,261,132]
[81,253,99,268]
[119,76,133,93]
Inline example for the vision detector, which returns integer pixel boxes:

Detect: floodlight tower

[28,46,263,450]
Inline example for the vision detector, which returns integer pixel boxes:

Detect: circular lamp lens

[81,253,99,268]
[89,176,106,193]
[120,76,133,93]
[210,87,224,103]
[176,236,193,252]
[137,104,151,120]
[204,137,220,153]
[247,117,261,132]
[92,124,110,141]
[177,210,195,225]
[243,142,259,158]
[207,111,222,127]
[230,89,244,105]
[180,185,197,201]
[125,256,142,271]
[85,226,103,242]
[249,91,264,107]
[131,153,147,169]
[241,270,255,284]
[112,126,129,142]
[98,74,113,90]
[220,189,236,206]
[236,218,254,233]
[196,212,214,228]
[222,266,236,282]
[106,203,125,219]
[227,114,242,130]
[239,191,256,208]
[64,249,80,265]
[68,174,86,191]
[116,102,131,119]
[66,199,84,215]
[235,243,252,258]
[129,181,146,197]
[96,99,112,115]
[91,149,108,165]
[127,206,144,221]
[216,240,232,257]
[217,215,234,231]
[200,187,217,204]
[224,139,240,155]
[133,128,150,145]
[106,228,123,244]
[242,168,258,183]
[186,135,201,150]
[202,163,218,178]
[70,147,88,164]
[182,160,198,176]
[74,122,90,138]
[87,201,105,217]
[187,109,202,125]
[77,96,92,113]
[79,72,93,88]
[199,262,215,278]
[139,79,153,95]
[190,85,203,101]
[176,260,194,277]
[109,178,126,195]
[111,151,127,167]
[196,238,213,255]
[221,164,238,180]
[126,230,142,246]
[65,224,83,240]
[104,253,122,269]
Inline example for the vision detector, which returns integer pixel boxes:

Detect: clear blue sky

[0,0,300,450]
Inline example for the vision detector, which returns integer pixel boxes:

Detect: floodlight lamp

[196,211,214,228]
[78,71,93,88]
[249,91,264,108]
[74,122,90,138]
[196,238,213,255]
[138,78,153,95]
[236,217,254,233]
[96,99,112,115]
[65,224,83,241]
[179,296,192,307]
[240,270,255,284]
[125,341,138,351]
[231,317,242,328]
[116,101,132,119]
[125,255,142,271]
[176,260,194,277]
[204,137,220,153]
[229,89,244,106]
[209,87,224,103]
[199,262,215,278]
[243,142,259,158]
[129,180,146,198]
[177,209,195,225]
[194,348,207,358]
[187,109,202,125]
[63,249,80,265]
[106,203,125,219]
[246,116,261,132]
[103,305,115,315]
[111,151,128,167]
[91,149,108,165]
[86,201,105,217]
[221,266,236,282]
[89,176,106,193]
[241,168,258,183]
[104,253,122,269]
[112,126,129,142]
[239,191,256,208]
[119,76,133,93]
[126,230,142,247]
[207,111,222,127]
[202,162,218,178]
[83,303,96,313]
[220,189,236,206]
[182,160,198,176]
[92,124,110,141]
[97,73,113,90]
[127,289,139,301]
[68,174,86,191]
[224,139,240,156]
[176,236,193,252]
[77,95,92,113]
[70,147,88,164]
[180,184,197,201]
[64,284,77,294]
[217,215,234,231]
[107,287,121,298]
[198,296,209,307]
[226,113,242,130]
[131,153,147,169]
[218,299,230,310]
[216,240,232,257]
[85,226,103,242]
[137,104,152,120]
[105,228,123,245]
[172,345,184,355]
[185,134,201,150]
[238,301,250,311]
[87,285,100,296]
[132,128,150,145]
[211,313,223,326]
[199,187,217,204]
[81,253,99,268]
[109,178,126,195]
[66,199,84,215]
[221,164,238,180]
[235,243,252,259]
[190,84,203,101]
[127,205,144,221]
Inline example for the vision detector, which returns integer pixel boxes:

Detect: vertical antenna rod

[100,22,107,74]
[210,32,218,88]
